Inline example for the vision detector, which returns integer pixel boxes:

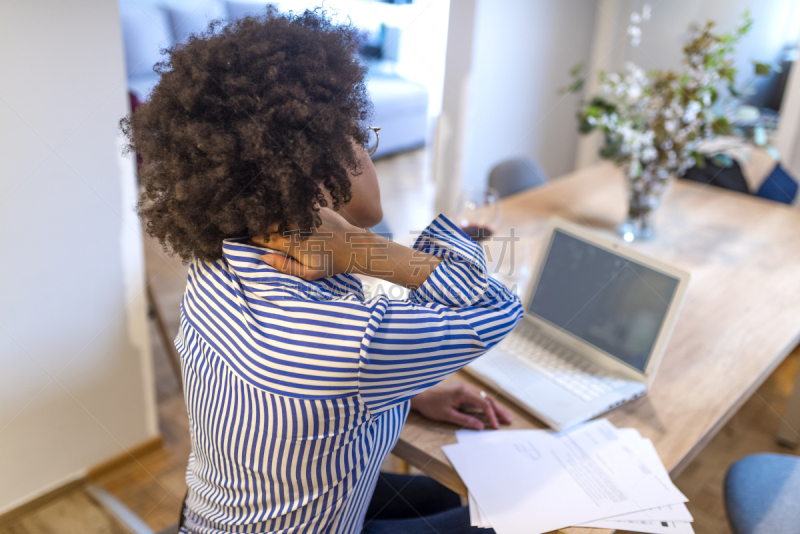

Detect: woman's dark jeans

[361,473,495,534]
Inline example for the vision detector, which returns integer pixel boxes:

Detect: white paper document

[466,428,692,529]
[447,419,688,534]
[469,492,492,529]
[578,430,693,524]
[582,519,695,533]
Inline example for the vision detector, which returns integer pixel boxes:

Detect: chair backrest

[488,157,548,199]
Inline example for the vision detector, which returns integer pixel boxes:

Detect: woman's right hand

[259,207,370,281]
[259,207,442,287]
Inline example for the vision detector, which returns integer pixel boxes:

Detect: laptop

[465,219,690,430]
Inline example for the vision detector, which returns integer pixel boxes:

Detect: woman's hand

[258,207,442,287]
[258,207,365,281]
[409,384,512,431]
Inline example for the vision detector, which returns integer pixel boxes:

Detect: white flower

[627,25,642,46]
[642,147,658,162]
[629,160,642,178]
[631,12,642,24]
[683,101,701,122]
[627,84,642,99]
[642,4,651,20]
[665,120,678,133]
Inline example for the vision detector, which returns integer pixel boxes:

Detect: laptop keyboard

[499,327,627,401]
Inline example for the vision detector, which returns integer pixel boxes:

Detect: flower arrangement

[564,8,770,240]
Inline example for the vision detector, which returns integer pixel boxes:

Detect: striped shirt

[177,214,523,534]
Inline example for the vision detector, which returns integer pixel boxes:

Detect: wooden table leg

[777,356,800,448]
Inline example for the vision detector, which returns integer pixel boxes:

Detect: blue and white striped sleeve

[357,215,524,413]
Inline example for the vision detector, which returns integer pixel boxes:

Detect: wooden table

[392,161,800,534]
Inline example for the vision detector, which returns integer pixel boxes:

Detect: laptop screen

[527,229,679,372]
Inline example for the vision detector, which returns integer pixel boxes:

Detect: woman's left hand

[409,384,512,431]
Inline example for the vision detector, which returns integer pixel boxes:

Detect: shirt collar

[221,237,364,300]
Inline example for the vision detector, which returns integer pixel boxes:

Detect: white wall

[0,0,157,513]
[434,0,598,214]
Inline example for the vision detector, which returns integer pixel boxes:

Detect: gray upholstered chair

[725,453,800,534]
[488,157,548,199]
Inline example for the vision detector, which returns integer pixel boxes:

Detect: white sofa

[119,1,428,158]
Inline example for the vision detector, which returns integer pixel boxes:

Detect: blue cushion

[725,453,800,534]
[755,163,798,204]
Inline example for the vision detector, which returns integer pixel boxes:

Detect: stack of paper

[443,419,694,534]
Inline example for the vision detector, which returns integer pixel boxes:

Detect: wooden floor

[2,148,798,533]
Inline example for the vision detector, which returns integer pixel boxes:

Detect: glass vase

[618,168,666,242]
[618,193,656,242]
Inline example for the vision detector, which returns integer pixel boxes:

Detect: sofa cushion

[226,1,271,20]
[166,2,226,44]
[755,163,798,204]
[367,75,428,116]
[366,75,429,158]
[119,5,172,78]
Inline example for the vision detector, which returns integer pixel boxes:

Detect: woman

[123,8,522,534]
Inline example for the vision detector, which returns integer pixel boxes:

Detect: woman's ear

[342,144,383,228]
[321,143,383,229]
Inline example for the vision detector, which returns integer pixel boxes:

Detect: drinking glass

[456,187,502,242]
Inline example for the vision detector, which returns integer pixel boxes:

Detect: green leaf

[692,152,707,169]
[599,133,623,159]
[712,116,733,135]
[753,61,771,76]
[570,62,585,77]
[721,68,736,83]
[737,10,754,37]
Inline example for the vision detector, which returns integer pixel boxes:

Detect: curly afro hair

[121,7,371,262]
